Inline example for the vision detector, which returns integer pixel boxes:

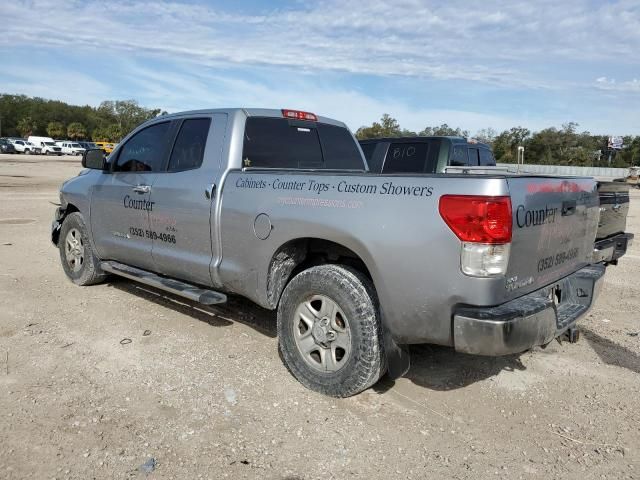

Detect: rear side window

[115,122,171,172]
[168,118,211,171]
[242,117,364,170]
[450,145,468,166]
[316,123,363,169]
[479,148,495,166]
[468,148,480,166]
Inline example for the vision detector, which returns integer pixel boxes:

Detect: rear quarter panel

[218,172,511,345]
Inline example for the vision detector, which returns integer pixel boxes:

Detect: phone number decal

[129,227,176,244]
[537,247,579,272]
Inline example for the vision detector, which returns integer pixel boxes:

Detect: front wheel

[58,212,107,286]
[277,265,385,397]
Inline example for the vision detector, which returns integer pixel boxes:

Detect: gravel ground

[0,153,638,479]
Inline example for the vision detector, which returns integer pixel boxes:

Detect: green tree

[493,126,531,163]
[67,122,87,140]
[419,123,469,137]
[96,99,161,140]
[46,121,66,138]
[92,123,122,142]
[17,117,37,137]
[474,127,497,145]
[355,114,404,139]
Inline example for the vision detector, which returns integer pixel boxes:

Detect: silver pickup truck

[52,108,612,397]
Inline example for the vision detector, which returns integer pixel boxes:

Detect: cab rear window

[382,139,442,174]
[242,117,364,170]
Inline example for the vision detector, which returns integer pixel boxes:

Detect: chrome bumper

[593,233,634,264]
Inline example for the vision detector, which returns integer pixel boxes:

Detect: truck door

[149,114,227,287]
[90,121,172,271]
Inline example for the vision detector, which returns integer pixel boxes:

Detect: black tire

[58,212,107,286]
[277,264,385,397]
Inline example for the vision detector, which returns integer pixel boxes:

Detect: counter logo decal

[123,195,155,212]
[516,204,557,228]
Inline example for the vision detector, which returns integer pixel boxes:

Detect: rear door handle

[133,185,150,194]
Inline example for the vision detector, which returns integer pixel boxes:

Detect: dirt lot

[0,153,638,479]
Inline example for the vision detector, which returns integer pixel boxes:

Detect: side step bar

[100,261,227,305]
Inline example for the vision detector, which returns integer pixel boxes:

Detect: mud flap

[383,326,411,380]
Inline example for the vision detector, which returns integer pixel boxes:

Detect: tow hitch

[558,326,581,344]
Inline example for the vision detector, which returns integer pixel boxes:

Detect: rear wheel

[277,265,385,397]
[58,212,107,286]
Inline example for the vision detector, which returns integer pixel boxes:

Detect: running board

[100,261,227,305]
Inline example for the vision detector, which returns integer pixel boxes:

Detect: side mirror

[82,148,107,170]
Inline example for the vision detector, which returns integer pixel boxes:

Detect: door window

[450,145,468,166]
[468,148,480,166]
[168,118,211,171]
[479,148,496,166]
[115,122,171,172]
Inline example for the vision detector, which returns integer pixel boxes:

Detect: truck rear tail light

[282,109,318,121]
[439,195,512,277]
[439,195,512,243]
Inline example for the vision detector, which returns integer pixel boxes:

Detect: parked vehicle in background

[25,141,41,154]
[52,108,619,397]
[10,139,40,154]
[593,181,634,264]
[56,141,86,155]
[359,136,496,174]
[78,141,99,151]
[28,136,63,155]
[9,139,28,153]
[0,138,17,153]
[94,141,116,155]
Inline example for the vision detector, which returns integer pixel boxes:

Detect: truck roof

[359,136,491,149]
[147,108,347,129]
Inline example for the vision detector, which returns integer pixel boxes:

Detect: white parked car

[8,139,41,154]
[56,141,86,155]
[9,139,28,153]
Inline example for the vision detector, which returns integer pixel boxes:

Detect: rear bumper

[453,264,605,356]
[593,232,634,264]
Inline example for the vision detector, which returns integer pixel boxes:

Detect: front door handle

[133,185,151,194]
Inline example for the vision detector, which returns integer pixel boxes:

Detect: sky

[1,0,639,135]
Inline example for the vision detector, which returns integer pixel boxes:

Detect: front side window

[115,122,170,172]
[168,118,211,171]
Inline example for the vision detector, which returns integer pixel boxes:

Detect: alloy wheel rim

[65,228,85,273]
[292,294,351,372]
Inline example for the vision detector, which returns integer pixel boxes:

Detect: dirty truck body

[53,108,610,396]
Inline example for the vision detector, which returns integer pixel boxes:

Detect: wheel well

[52,203,80,245]
[266,238,373,309]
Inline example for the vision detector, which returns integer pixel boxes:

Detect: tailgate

[504,177,600,300]
[596,181,630,240]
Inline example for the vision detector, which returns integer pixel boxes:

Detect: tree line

[1,94,638,167]
[356,114,640,168]
[0,94,164,142]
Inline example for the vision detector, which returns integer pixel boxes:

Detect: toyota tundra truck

[52,108,610,397]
